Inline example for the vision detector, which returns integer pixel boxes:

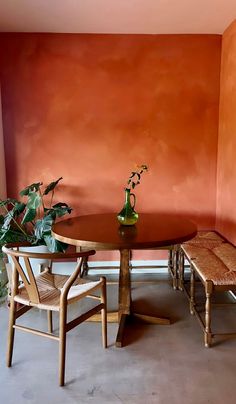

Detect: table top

[52,213,197,250]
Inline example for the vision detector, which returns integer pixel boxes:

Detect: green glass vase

[117,188,139,225]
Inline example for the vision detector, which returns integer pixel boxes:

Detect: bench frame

[180,248,236,347]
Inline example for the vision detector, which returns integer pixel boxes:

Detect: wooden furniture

[52,213,197,347]
[79,245,179,290]
[178,231,226,290]
[180,231,236,347]
[3,243,107,386]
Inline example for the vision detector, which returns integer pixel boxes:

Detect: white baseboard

[53,259,169,275]
[88,259,169,275]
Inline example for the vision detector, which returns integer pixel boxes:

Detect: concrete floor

[1,272,236,404]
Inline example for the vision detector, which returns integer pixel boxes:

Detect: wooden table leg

[116,248,171,347]
[116,314,128,347]
[76,246,89,277]
[116,249,131,347]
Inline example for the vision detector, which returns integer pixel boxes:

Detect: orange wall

[0,34,221,218]
[0,34,221,258]
[216,21,236,244]
[0,86,6,198]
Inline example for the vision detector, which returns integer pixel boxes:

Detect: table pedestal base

[116,248,171,347]
[86,311,119,323]
[116,312,170,347]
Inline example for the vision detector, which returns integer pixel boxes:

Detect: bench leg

[178,249,184,291]
[190,265,195,315]
[204,281,213,348]
[172,245,179,290]
[47,310,53,333]
[168,249,173,274]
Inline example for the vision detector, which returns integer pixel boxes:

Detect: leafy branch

[127,164,148,190]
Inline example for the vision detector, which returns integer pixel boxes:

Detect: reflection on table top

[52,213,197,250]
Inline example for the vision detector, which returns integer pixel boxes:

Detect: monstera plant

[0,177,72,252]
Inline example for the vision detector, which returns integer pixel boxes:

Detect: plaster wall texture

[0,86,6,198]
[216,20,236,244]
[0,34,221,259]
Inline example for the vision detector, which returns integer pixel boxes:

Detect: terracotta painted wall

[0,34,221,258]
[216,20,236,245]
[0,86,6,198]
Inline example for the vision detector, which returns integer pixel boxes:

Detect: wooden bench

[179,231,225,290]
[179,231,236,347]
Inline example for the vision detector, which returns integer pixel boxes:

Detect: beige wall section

[0,85,6,199]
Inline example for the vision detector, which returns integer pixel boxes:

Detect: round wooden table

[52,213,197,347]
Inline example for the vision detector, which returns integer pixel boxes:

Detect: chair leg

[204,281,213,348]
[59,305,67,386]
[100,277,107,348]
[190,265,195,315]
[7,299,17,367]
[47,310,53,333]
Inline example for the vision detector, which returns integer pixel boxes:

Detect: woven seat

[182,231,225,250]
[183,242,236,286]
[15,271,102,310]
[179,231,226,290]
[180,233,236,347]
[3,243,107,386]
[191,247,236,286]
[184,230,224,242]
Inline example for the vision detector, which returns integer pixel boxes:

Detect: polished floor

[1,272,236,404]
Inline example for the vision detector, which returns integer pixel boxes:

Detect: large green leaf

[2,210,14,230]
[34,216,53,240]
[43,209,57,220]
[20,182,42,196]
[0,198,19,207]
[52,202,70,208]
[21,208,36,224]
[43,177,63,195]
[1,201,27,235]
[14,202,26,214]
[44,235,67,252]
[1,202,25,225]
[0,228,9,241]
[0,228,28,245]
[54,206,72,217]
[44,203,72,218]
[26,191,41,210]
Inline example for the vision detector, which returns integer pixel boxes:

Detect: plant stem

[39,188,45,211]
[50,190,54,209]
[38,188,45,221]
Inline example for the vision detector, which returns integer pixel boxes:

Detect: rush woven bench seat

[179,231,236,347]
[178,231,226,290]
[185,243,236,286]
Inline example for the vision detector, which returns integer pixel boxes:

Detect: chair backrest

[2,243,96,304]
[11,253,40,304]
